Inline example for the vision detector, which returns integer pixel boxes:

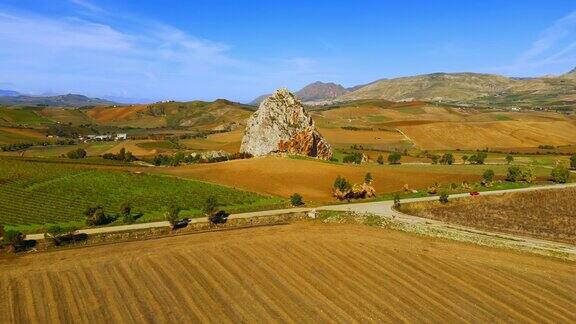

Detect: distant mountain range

[251,68,576,110]
[0,92,116,107]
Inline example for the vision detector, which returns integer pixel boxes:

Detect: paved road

[26,182,576,259]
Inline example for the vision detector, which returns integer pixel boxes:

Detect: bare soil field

[155,157,486,201]
[398,121,576,150]
[317,127,407,149]
[400,187,576,244]
[1,223,574,323]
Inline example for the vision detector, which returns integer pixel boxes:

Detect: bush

[521,166,536,183]
[164,204,181,225]
[506,155,514,164]
[2,230,24,251]
[333,175,351,191]
[393,193,401,208]
[551,165,570,183]
[388,152,402,164]
[343,152,363,164]
[120,203,134,224]
[364,172,373,184]
[440,153,454,165]
[429,154,440,164]
[102,148,136,162]
[571,154,576,170]
[507,165,535,183]
[377,154,384,165]
[85,206,109,226]
[66,148,87,159]
[202,196,218,216]
[290,193,304,206]
[482,169,495,183]
[461,155,468,164]
[439,191,449,204]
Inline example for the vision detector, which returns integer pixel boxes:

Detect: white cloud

[69,0,103,13]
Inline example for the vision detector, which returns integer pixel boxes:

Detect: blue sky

[1,0,576,102]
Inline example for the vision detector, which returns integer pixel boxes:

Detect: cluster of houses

[80,133,128,142]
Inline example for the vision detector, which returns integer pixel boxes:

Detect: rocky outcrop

[240,89,333,160]
[333,183,376,200]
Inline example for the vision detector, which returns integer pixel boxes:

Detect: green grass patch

[0,107,51,126]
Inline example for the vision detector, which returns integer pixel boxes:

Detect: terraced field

[1,223,574,322]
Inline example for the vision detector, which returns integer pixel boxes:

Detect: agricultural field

[153,156,557,201]
[0,158,282,231]
[1,223,574,322]
[0,107,51,127]
[399,187,576,244]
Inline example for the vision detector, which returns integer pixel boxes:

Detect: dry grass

[401,187,576,244]
[1,223,575,323]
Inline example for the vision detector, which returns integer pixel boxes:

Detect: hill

[337,70,576,110]
[0,89,20,97]
[0,93,116,107]
[250,81,348,105]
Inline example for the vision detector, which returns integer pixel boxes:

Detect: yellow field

[1,223,574,323]
[155,157,486,201]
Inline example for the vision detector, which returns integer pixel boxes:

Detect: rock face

[240,89,333,160]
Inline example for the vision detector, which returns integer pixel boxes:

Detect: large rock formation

[240,88,333,160]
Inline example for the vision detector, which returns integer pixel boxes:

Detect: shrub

[343,152,363,164]
[120,203,134,224]
[290,193,304,206]
[461,155,468,164]
[439,191,449,204]
[84,206,109,226]
[102,148,136,162]
[393,193,401,208]
[521,166,536,183]
[0,224,4,239]
[571,154,576,170]
[377,154,384,165]
[66,148,87,159]
[164,204,181,225]
[364,172,373,184]
[333,175,351,191]
[388,152,402,164]
[506,166,522,182]
[482,169,495,183]
[506,155,514,164]
[439,153,454,165]
[429,154,440,164]
[202,196,218,216]
[551,165,570,183]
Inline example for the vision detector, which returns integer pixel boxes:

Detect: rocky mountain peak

[240,88,333,160]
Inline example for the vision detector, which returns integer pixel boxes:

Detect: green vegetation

[333,175,351,191]
[507,165,535,183]
[551,165,570,183]
[0,107,51,126]
[66,148,87,159]
[0,158,282,232]
[506,154,514,164]
[364,172,373,184]
[571,154,576,170]
[164,204,181,225]
[439,191,449,204]
[468,152,487,165]
[102,148,136,162]
[388,151,402,164]
[290,193,304,206]
[482,169,495,184]
[342,152,364,164]
[376,154,384,165]
[439,153,454,165]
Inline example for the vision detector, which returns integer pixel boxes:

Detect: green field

[0,158,284,232]
[0,107,51,126]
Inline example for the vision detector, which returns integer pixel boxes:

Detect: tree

[364,172,373,184]
[0,224,4,239]
[482,169,495,184]
[164,204,181,225]
[461,155,469,164]
[506,155,514,164]
[202,196,218,216]
[85,206,108,226]
[551,165,570,183]
[290,193,304,206]
[439,191,449,204]
[377,154,384,165]
[571,154,576,170]
[66,148,87,159]
[429,154,440,164]
[120,203,134,224]
[333,175,351,192]
[469,152,487,165]
[521,166,536,183]
[440,153,455,165]
[388,152,402,164]
[343,152,363,164]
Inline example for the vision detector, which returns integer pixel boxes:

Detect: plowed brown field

[1,223,574,323]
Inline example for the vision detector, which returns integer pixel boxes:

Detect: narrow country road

[26,182,576,259]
